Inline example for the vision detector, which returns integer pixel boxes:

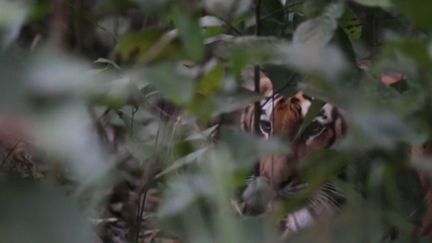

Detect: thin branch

[253,0,262,134]
[260,73,298,109]
[50,0,69,48]
[255,0,262,36]
[133,189,148,242]
[253,66,261,134]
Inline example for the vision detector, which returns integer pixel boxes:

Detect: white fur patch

[260,98,274,121]
[285,207,314,232]
[316,103,334,124]
[301,99,312,117]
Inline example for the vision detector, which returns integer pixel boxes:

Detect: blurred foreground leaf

[293,1,343,46]
[172,3,204,62]
[391,0,432,31]
[352,0,392,7]
[0,0,29,48]
[0,179,97,243]
[115,30,182,63]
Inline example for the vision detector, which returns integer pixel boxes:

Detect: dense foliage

[1,0,432,242]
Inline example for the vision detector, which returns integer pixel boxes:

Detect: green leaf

[301,150,349,184]
[185,125,219,141]
[197,62,224,95]
[218,129,290,168]
[294,98,326,141]
[342,92,419,149]
[186,94,214,123]
[338,7,362,39]
[0,1,29,48]
[171,4,204,62]
[156,146,211,178]
[260,0,285,36]
[158,174,211,218]
[262,0,284,20]
[0,180,97,243]
[93,78,143,109]
[241,176,273,214]
[332,26,358,69]
[380,39,432,71]
[203,0,252,19]
[303,0,338,17]
[352,0,392,7]
[28,2,52,21]
[212,90,262,117]
[216,36,347,79]
[278,42,348,79]
[391,0,432,31]
[262,65,299,96]
[143,62,195,104]
[94,58,121,70]
[131,0,171,12]
[125,137,155,162]
[293,1,344,46]
[211,36,282,64]
[0,49,26,113]
[114,30,182,63]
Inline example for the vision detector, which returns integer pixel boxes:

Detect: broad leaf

[339,7,362,39]
[156,146,211,177]
[293,1,344,46]
[392,0,432,31]
[171,3,204,62]
[352,0,392,7]
[212,90,262,116]
[115,30,182,63]
[141,62,195,104]
[204,0,252,18]
[0,1,29,48]
[0,180,97,243]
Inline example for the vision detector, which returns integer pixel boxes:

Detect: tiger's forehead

[295,91,312,117]
[260,94,280,121]
[261,92,312,118]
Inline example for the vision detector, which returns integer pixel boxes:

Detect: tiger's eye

[302,121,324,140]
[310,122,323,133]
[259,120,272,133]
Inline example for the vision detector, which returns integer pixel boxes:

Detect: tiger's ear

[259,74,274,97]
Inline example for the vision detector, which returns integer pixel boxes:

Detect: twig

[255,0,262,36]
[260,73,298,109]
[50,0,69,48]
[133,189,148,242]
[253,0,262,134]
[0,140,22,168]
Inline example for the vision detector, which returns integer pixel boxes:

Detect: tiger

[239,67,275,135]
[256,91,313,188]
[239,68,311,140]
[240,69,432,240]
[238,70,348,237]
[278,102,347,237]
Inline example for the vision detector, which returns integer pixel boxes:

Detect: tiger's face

[295,103,347,159]
[258,99,347,189]
[257,92,312,187]
[240,71,274,134]
[259,92,312,140]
